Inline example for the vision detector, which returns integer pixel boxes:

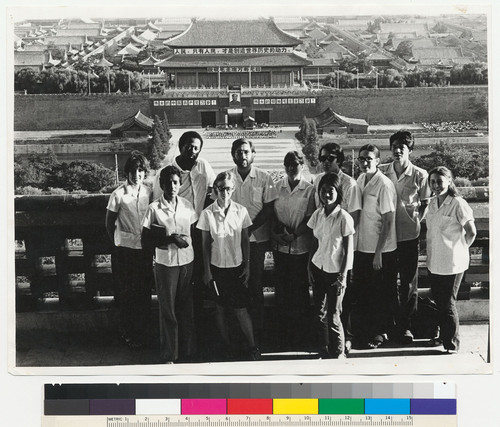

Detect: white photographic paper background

[2,0,498,425]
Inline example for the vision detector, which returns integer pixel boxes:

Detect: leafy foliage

[14,67,147,94]
[296,117,320,167]
[14,150,115,193]
[412,141,489,181]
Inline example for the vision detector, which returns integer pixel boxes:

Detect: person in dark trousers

[106,151,152,348]
[221,138,278,344]
[198,171,260,361]
[426,166,476,353]
[313,143,361,353]
[152,131,216,355]
[307,173,355,359]
[379,131,431,344]
[142,165,198,363]
[271,151,315,348]
[353,144,398,349]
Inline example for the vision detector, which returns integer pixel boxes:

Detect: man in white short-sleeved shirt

[224,138,278,338]
[153,131,215,217]
[354,144,398,349]
[379,131,431,343]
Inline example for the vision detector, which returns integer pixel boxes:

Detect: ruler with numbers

[42,414,456,427]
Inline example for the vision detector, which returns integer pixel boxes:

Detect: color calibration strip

[44,383,456,416]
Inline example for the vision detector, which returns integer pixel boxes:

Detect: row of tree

[14,150,116,194]
[295,117,320,168]
[322,63,488,89]
[147,113,173,170]
[15,67,149,94]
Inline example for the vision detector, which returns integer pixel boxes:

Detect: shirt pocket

[295,197,309,215]
[252,186,264,204]
[363,194,379,219]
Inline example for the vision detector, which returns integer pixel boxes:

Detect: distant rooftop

[166,19,302,47]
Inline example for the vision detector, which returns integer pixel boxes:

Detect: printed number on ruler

[102,414,454,427]
[41,415,456,427]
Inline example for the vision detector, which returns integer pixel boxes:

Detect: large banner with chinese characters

[173,47,294,55]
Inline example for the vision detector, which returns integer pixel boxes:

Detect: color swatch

[44,383,456,416]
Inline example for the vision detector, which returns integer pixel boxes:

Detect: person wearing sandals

[141,165,198,363]
[106,151,153,349]
[271,151,315,349]
[379,131,431,344]
[426,166,476,353]
[197,171,260,361]
[353,144,398,349]
[313,143,361,354]
[307,173,355,359]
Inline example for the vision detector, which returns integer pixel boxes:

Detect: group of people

[105,129,476,363]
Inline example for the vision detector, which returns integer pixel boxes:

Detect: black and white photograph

[7,3,492,376]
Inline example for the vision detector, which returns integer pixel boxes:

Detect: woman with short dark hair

[142,165,198,363]
[271,151,315,348]
[106,150,152,348]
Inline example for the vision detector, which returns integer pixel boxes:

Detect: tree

[147,118,166,170]
[162,111,173,155]
[295,116,310,143]
[412,141,488,181]
[302,120,320,167]
[14,149,59,189]
[15,68,39,93]
[395,40,413,58]
[49,161,115,192]
[147,139,163,170]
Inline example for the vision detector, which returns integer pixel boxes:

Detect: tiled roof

[138,29,157,41]
[94,56,113,67]
[392,37,437,49]
[66,21,101,29]
[156,53,310,68]
[321,40,348,53]
[379,23,429,36]
[110,110,153,132]
[158,30,184,40]
[312,107,368,128]
[275,21,309,31]
[412,47,463,60]
[14,51,46,66]
[22,44,46,51]
[308,57,339,66]
[336,19,370,29]
[306,28,328,40]
[139,55,159,66]
[117,43,142,56]
[45,35,87,46]
[166,19,301,47]
[57,28,101,37]
[367,51,392,60]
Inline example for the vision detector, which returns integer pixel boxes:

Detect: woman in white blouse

[426,166,476,353]
[197,171,260,361]
[307,173,355,359]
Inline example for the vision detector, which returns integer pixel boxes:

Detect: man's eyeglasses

[319,154,337,163]
[357,157,376,163]
[217,186,234,193]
